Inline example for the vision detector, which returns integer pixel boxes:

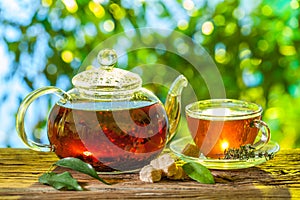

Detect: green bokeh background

[1,0,300,149]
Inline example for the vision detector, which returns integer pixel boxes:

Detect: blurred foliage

[1,0,300,148]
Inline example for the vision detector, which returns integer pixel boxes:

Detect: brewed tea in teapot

[48,101,167,171]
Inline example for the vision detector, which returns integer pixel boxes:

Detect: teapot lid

[72,49,142,98]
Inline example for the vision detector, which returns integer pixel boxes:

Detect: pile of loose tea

[224,144,274,160]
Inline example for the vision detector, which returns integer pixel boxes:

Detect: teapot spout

[165,75,188,143]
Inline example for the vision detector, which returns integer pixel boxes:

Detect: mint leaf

[182,162,215,184]
[55,157,110,185]
[39,172,83,191]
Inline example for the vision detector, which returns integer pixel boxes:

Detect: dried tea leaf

[39,172,83,191]
[182,162,215,184]
[55,157,110,185]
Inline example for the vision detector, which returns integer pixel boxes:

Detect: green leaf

[54,157,110,185]
[39,172,83,191]
[182,162,215,184]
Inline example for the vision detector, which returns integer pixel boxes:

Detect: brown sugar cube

[181,143,200,158]
[168,165,187,180]
[150,153,177,177]
[139,165,163,183]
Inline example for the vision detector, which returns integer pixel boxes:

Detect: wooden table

[0,148,299,199]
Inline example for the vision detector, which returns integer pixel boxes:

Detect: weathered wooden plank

[1,186,299,199]
[0,148,299,199]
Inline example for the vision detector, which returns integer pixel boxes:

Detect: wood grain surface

[0,148,299,199]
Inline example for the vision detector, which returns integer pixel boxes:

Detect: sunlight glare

[83,151,93,157]
[103,20,115,32]
[221,141,229,151]
[89,1,105,18]
[183,0,195,11]
[61,50,74,63]
[202,21,214,35]
[290,0,299,9]
[62,0,78,13]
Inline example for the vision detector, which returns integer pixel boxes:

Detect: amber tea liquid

[48,101,168,172]
[187,107,260,158]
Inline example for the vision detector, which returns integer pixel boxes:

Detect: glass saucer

[169,136,280,170]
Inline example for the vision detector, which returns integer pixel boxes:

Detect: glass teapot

[16,49,188,172]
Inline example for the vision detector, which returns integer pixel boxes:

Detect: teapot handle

[16,86,71,151]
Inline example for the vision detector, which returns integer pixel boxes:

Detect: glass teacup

[185,99,271,158]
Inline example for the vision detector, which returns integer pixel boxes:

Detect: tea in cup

[185,99,270,158]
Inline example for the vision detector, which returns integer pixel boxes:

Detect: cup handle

[251,119,271,150]
[16,86,71,151]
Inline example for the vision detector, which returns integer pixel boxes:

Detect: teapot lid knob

[97,49,117,70]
